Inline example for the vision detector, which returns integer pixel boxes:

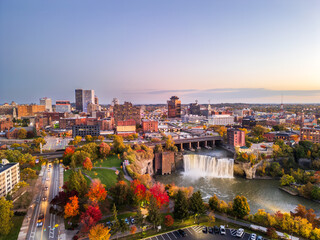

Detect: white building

[40,97,52,112]
[83,90,95,113]
[208,115,234,126]
[0,160,20,197]
[55,100,71,113]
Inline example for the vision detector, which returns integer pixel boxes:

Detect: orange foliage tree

[87,179,107,203]
[130,226,137,234]
[89,223,111,240]
[164,215,174,227]
[83,157,93,171]
[99,142,111,158]
[64,195,79,218]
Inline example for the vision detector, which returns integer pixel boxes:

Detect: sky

[0,0,320,104]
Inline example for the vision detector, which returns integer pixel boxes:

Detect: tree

[20,168,37,181]
[130,226,137,234]
[0,197,14,235]
[110,181,129,207]
[173,190,189,220]
[87,179,107,203]
[67,170,88,197]
[149,182,169,208]
[113,135,125,153]
[32,137,46,149]
[280,174,295,186]
[17,128,27,139]
[189,191,205,216]
[80,204,102,232]
[165,135,178,152]
[97,136,105,142]
[267,227,278,239]
[64,196,79,218]
[89,224,111,240]
[73,136,82,145]
[71,150,91,166]
[147,196,162,229]
[135,207,144,227]
[208,212,216,226]
[85,135,93,142]
[119,218,129,233]
[232,195,250,218]
[164,215,174,227]
[81,143,99,160]
[83,157,93,171]
[154,144,163,153]
[99,142,110,158]
[209,194,219,211]
[112,204,120,234]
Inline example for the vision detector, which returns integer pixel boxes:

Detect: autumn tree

[165,135,178,152]
[81,143,99,160]
[113,135,125,153]
[130,179,147,205]
[72,136,82,146]
[89,224,111,240]
[99,142,111,158]
[149,182,169,208]
[147,196,162,229]
[232,195,250,218]
[71,150,91,166]
[0,197,14,235]
[83,157,93,171]
[209,194,219,211]
[130,226,137,234]
[32,137,46,149]
[164,215,174,227]
[80,204,102,232]
[87,179,107,203]
[208,212,216,226]
[173,190,189,220]
[280,174,295,186]
[85,135,93,142]
[17,128,27,139]
[67,170,88,197]
[64,196,79,218]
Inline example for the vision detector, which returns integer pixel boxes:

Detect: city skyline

[1,0,320,104]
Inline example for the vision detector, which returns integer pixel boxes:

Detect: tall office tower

[39,97,52,112]
[167,96,181,118]
[75,89,83,112]
[83,90,95,113]
[94,95,99,105]
[112,98,119,106]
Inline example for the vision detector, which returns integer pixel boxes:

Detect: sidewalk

[59,164,67,240]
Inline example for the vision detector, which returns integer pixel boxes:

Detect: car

[202,226,208,233]
[220,225,226,235]
[177,229,186,237]
[124,218,130,225]
[46,178,50,181]
[130,217,135,224]
[214,225,220,234]
[37,214,44,227]
[250,233,257,240]
[236,228,244,238]
[42,197,47,201]
[208,227,213,234]
[256,236,263,240]
[44,187,48,191]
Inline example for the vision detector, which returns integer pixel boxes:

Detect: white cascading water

[183,154,234,178]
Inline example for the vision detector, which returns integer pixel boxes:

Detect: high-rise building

[75,89,83,112]
[55,100,71,113]
[189,101,201,115]
[227,128,246,147]
[167,96,181,118]
[0,161,20,197]
[94,96,99,105]
[39,97,52,112]
[113,102,141,124]
[83,90,95,113]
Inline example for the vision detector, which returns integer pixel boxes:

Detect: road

[26,163,61,240]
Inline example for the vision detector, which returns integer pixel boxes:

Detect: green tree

[280,174,295,186]
[209,194,219,211]
[113,135,125,154]
[119,218,129,233]
[147,196,161,229]
[135,207,144,227]
[20,168,37,181]
[32,138,46,151]
[189,191,205,217]
[67,170,88,196]
[251,125,268,138]
[173,190,189,220]
[71,150,91,166]
[17,128,27,139]
[112,204,120,234]
[81,143,99,160]
[0,197,14,236]
[232,195,250,218]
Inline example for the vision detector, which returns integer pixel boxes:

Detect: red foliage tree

[149,182,169,208]
[80,204,102,232]
[87,179,107,203]
[64,146,75,156]
[83,157,93,171]
[164,215,174,227]
[130,179,147,203]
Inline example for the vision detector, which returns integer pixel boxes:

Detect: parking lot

[143,226,261,240]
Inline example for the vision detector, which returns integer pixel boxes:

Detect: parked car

[37,214,44,227]
[208,227,213,234]
[220,225,226,235]
[214,226,220,234]
[178,229,186,237]
[250,233,257,240]
[42,197,47,201]
[124,218,130,225]
[202,226,208,233]
[130,217,135,224]
[236,228,244,238]
[257,236,263,240]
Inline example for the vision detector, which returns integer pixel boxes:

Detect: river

[155,148,320,214]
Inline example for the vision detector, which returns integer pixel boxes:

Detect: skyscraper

[75,89,83,112]
[83,90,95,113]
[39,97,52,112]
[167,96,181,118]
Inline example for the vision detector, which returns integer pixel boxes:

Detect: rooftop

[0,162,18,173]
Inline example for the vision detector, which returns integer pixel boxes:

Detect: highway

[26,163,61,240]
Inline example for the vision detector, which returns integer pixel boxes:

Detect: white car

[250,233,257,240]
[220,225,226,235]
[236,228,244,238]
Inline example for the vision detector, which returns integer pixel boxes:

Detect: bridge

[146,135,223,151]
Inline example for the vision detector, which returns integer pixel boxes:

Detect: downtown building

[75,89,95,113]
[300,126,320,144]
[227,128,245,147]
[55,100,71,113]
[0,161,20,198]
[113,101,141,125]
[167,96,181,118]
[39,97,52,112]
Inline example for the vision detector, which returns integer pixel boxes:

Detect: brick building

[142,120,158,133]
[167,96,181,118]
[154,152,175,175]
[99,117,115,131]
[264,131,300,142]
[17,105,46,118]
[113,102,141,125]
[300,127,320,144]
[0,118,13,131]
[227,128,245,147]
[116,119,136,136]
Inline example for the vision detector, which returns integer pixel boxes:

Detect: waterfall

[183,154,234,178]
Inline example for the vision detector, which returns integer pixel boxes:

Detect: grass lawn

[85,168,119,188]
[93,155,122,168]
[0,215,24,240]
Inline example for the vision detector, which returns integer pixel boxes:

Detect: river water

[155,148,320,214]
